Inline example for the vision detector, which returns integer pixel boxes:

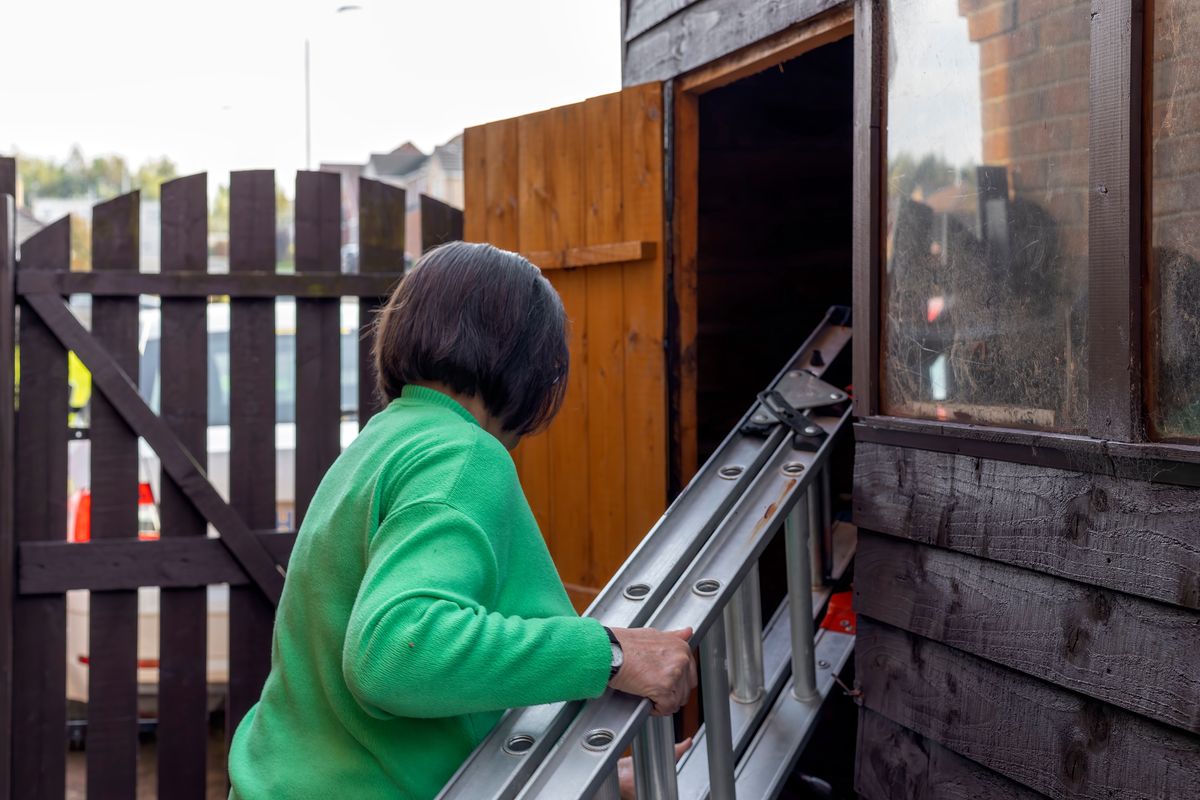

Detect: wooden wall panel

[853,442,1200,609]
[857,618,1200,799]
[856,709,1047,800]
[856,531,1200,733]
[463,85,666,609]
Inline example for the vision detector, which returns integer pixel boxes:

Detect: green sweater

[228,385,612,799]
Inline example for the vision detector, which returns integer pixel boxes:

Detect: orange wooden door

[463,83,666,610]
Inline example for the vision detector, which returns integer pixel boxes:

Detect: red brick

[966,0,1018,41]
[1036,5,1090,48]
[981,63,1013,98]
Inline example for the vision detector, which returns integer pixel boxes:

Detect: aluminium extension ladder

[438,306,856,800]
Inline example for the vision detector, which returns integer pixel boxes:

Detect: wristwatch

[604,626,623,680]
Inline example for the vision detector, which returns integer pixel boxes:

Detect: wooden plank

[583,92,628,586]
[356,178,405,427]
[156,173,209,799]
[852,442,1200,609]
[621,83,668,551]
[17,270,396,298]
[543,103,591,597]
[854,416,1200,490]
[0,190,16,800]
[482,119,523,473]
[856,709,1048,800]
[1087,0,1144,440]
[623,0,843,85]
[676,4,853,93]
[515,111,554,541]
[855,531,1200,732]
[226,170,278,740]
[0,156,14,197]
[851,0,883,418]
[419,194,464,254]
[462,126,487,243]
[671,86,699,489]
[294,171,342,525]
[19,533,297,594]
[12,218,70,800]
[0,189,16,800]
[857,619,1200,799]
[21,293,286,602]
[524,240,652,270]
[86,191,141,799]
[625,0,697,42]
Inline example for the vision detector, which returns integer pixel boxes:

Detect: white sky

[0,0,620,192]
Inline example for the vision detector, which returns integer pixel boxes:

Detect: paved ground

[66,716,229,799]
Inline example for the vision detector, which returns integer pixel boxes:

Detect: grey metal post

[820,466,834,579]
[700,616,736,800]
[632,715,679,800]
[785,494,818,701]
[806,480,824,586]
[723,563,764,703]
[591,769,621,800]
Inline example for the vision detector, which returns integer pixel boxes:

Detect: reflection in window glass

[1150,0,1200,439]
[883,0,1089,430]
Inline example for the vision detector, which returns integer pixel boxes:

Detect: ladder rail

[515,406,850,799]
[437,308,851,800]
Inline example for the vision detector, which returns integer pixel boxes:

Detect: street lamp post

[305,5,363,170]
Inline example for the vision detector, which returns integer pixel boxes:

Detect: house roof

[366,142,427,177]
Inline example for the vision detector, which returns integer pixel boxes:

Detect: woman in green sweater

[228,242,696,799]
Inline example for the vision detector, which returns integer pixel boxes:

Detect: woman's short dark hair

[372,241,568,435]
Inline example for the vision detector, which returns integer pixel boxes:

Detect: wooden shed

[464,0,1200,795]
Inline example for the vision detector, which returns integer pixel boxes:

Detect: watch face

[610,641,624,668]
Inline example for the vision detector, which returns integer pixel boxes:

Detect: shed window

[1148,0,1200,441]
[881,0,1090,431]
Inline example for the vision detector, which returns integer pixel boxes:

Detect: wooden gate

[463,83,667,609]
[0,162,460,799]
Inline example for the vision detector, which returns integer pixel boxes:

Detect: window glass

[882,0,1090,430]
[1149,0,1200,439]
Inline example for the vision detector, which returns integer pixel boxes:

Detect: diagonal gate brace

[22,291,285,605]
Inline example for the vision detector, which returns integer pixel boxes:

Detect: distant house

[321,135,464,262]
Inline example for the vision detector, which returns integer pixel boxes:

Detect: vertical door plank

[226,170,278,742]
[87,191,141,799]
[12,218,70,800]
[483,120,524,474]
[419,194,464,254]
[294,171,342,525]
[0,173,16,799]
[671,89,700,487]
[516,113,554,544]
[157,173,209,799]
[583,93,629,586]
[357,178,405,427]
[621,83,668,552]
[543,104,591,604]
[463,126,487,243]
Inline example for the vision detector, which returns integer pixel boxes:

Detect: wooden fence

[0,159,462,799]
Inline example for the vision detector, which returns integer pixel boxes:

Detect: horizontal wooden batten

[19,533,297,594]
[855,531,1200,733]
[855,417,1200,488]
[853,442,1200,610]
[857,619,1200,799]
[17,270,400,298]
[523,240,653,270]
[856,709,1047,800]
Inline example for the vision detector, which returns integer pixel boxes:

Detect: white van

[65,297,362,714]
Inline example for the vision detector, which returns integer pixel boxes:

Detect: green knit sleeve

[342,501,613,720]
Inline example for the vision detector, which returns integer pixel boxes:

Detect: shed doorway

[693,37,854,463]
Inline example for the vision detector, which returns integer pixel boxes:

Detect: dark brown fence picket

[157,173,211,799]
[0,162,17,800]
[419,194,465,254]
[226,170,279,744]
[294,171,343,525]
[12,217,71,800]
[356,178,406,426]
[87,191,142,797]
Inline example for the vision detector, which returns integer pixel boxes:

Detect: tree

[133,156,177,199]
[15,146,178,203]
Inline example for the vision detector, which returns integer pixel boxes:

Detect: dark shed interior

[695,37,855,460]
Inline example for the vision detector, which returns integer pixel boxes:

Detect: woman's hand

[617,738,692,800]
[608,627,697,716]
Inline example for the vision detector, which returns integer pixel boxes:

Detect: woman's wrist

[603,626,624,682]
